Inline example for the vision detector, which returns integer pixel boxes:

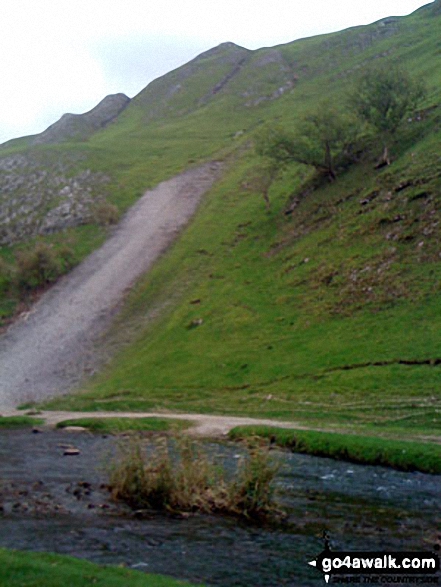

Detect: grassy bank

[0,416,43,429]
[228,426,441,474]
[0,549,202,587]
[56,417,192,434]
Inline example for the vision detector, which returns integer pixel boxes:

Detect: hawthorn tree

[256,103,359,186]
[349,63,426,166]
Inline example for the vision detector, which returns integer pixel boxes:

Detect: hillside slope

[0,164,220,408]
[0,3,440,437]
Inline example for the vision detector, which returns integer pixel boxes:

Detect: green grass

[4,5,441,441]
[0,416,43,429]
[56,417,192,434]
[0,549,202,587]
[228,426,441,474]
[44,145,441,439]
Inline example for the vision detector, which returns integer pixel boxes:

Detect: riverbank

[2,410,440,473]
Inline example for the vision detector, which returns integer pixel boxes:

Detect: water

[0,430,439,586]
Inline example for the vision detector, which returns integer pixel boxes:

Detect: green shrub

[57,244,77,271]
[15,243,61,290]
[15,242,75,291]
[91,201,120,226]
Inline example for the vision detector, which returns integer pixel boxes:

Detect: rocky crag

[0,153,109,245]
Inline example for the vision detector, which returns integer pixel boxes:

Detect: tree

[256,103,359,185]
[245,160,279,211]
[349,63,426,166]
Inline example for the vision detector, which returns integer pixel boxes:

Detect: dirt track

[0,409,310,437]
[0,163,222,409]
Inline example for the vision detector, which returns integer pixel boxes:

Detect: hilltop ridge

[31,93,130,145]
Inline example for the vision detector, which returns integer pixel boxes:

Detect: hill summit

[31,93,130,145]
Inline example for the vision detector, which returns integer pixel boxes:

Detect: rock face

[31,93,130,145]
[0,94,128,244]
[0,152,110,245]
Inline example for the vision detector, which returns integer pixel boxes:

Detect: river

[0,429,438,586]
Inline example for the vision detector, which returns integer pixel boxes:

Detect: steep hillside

[1,3,440,437]
[131,43,252,119]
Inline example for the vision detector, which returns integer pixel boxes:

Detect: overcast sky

[0,0,432,144]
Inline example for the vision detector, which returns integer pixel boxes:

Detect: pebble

[63,447,80,456]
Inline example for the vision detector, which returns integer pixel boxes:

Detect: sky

[0,0,433,144]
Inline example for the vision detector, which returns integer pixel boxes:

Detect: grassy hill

[1,2,440,438]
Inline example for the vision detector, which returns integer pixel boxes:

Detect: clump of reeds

[108,436,281,521]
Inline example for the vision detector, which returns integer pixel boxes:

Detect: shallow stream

[0,429,439,586]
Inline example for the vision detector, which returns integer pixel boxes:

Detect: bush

[57,244,77,271]
[15,242,75,291]
[109,437,280,520]
[0,257,13,294]
[255,103,360,182]
[15,243,61,290]
[91,201,120,226]
[348,63,426,165]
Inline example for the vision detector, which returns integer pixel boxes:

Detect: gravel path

[0,163,222,409]
[3,409,440,443]
[0,409,311,437]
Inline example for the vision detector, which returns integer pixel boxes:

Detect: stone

[62,426,87,433]
[63,447,80,456]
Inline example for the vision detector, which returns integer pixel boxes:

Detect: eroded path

[0,163,222,408]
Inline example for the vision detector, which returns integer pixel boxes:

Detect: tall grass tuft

[109,437,280,520]
[229,447,279,519]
